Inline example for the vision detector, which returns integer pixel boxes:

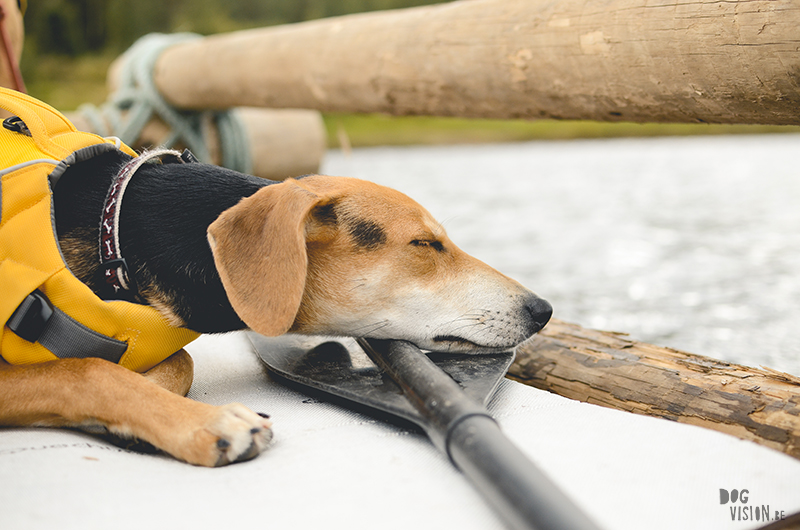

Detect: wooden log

[152,0,800,125]
[66,107,326,181]
[511,319,800,459]
[234,108,326,180]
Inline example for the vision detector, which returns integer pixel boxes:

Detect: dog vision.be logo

[720,488,786,523]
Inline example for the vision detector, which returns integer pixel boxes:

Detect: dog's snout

[525,296,553,334]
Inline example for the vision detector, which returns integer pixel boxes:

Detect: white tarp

[1,332,798,530]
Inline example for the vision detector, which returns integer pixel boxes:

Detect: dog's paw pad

[206,403,273,467]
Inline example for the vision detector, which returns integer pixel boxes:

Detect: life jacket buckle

[7,290,54,343]
[2,115,32,137]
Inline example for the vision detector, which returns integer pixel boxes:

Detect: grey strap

[7,290,128,363]
[39,307,128,362]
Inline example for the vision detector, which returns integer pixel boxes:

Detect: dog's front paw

[171,402,273,467]
[207,403,273,467]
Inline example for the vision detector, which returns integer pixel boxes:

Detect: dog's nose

[525,296,553,334]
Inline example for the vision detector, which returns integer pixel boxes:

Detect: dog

[1,135,552,467]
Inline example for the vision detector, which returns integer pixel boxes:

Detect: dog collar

[98,148,197,298]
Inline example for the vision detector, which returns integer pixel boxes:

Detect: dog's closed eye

[410,239,446,253]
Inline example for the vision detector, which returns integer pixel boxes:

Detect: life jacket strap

[7,290,128,363]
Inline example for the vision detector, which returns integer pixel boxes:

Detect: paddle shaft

[358,339,601,530]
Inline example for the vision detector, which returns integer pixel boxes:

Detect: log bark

[66,107,326,181]
[511,319,800,459]
[153,0,800,125]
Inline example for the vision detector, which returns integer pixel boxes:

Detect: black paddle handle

[358,339,602,530]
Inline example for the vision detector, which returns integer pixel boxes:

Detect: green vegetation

[23,53,114,111]
[18,1,800,148]
[21,0,450,57]
[324,113,800,148]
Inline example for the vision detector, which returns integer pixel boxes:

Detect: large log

[511,319,800,459]
[152,0,800,125]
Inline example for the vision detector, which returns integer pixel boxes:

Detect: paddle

[248,333,602,530]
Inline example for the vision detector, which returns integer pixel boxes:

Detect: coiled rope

[79,33,252,174]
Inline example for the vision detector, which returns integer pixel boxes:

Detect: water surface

[322,134,800,375]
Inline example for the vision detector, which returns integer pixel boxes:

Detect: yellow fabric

[0,88,199,372]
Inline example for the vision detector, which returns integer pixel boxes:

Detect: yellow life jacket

[0,87,199,372]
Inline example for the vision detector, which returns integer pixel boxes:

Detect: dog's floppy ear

[207,179,324,336]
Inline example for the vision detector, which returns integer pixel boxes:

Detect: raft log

[512,319,800,459]
[152,0,800,125]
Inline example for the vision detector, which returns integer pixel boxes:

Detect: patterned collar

[98,148,195,298]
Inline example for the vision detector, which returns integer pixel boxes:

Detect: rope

[79,33,252,174]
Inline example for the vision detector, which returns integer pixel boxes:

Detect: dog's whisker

[446,323,484,335]
[345,320,391,336]
[432,323,483,341]
[452,316,483,323]
[347,278,369,293]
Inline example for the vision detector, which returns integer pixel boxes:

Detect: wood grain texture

[511,319,800,459]
[153,0,800,124]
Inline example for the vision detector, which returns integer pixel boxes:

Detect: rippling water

[322,134,800,376]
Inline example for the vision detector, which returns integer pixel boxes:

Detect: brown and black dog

[0,150,552,466]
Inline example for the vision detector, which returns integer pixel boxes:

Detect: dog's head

[207,175,551,353]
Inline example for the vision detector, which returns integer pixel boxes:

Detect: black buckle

[161,149,199,165]
[7,290,54,342]
[3,115,31,137]
[180,148,199,164]
[100,257,138,294]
